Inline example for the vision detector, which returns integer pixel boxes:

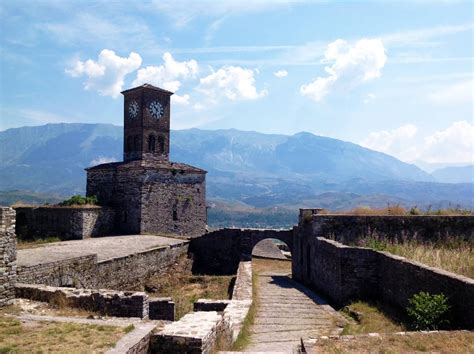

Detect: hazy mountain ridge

[0,123,472,211]
[431,165,474,184]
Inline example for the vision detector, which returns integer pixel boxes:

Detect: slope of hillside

[431,165,474,183]
[0,123,471,211]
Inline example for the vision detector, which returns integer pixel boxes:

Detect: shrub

[59,195,98,206]
[406,291,450,330]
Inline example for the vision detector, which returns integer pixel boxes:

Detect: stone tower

[122,84,172,162]
[86,84,207,237]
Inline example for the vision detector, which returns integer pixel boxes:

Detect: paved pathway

[245,272,345,353]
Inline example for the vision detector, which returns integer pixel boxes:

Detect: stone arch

[127,135,133,151]
[252,238,291,261]
[240,229,294,258]
[148,134,156,152]
[133,135,140,151]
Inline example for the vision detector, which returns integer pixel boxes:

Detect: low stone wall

[17,243,189,291]
[96,243,188,290]
[14,206,115,241]
[149,297,175,321]
[152,311,230,353]
[15,283,150,319]
[301,212,474,244]
[0,207,16,307]
[294,232,474,329]
[190,228,293,275]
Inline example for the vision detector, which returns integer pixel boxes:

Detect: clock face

[128,100,139,119]
[148,100,164,119]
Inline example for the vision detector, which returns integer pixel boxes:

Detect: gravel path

[245,272,344,353]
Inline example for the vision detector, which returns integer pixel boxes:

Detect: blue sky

[1,0,473,166]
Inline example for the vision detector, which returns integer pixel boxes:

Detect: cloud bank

[301,38,387,102]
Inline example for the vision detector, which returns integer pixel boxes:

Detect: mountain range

[0,123,472,218]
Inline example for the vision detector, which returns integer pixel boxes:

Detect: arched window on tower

[133,136,140,151]
[148,134,156,152]
[127,136,133,151]
[158,136,165,154]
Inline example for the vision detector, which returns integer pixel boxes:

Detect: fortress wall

[96,242,189,290]
[190,228,293,275]
[294,230,474,329]
[17,243,189,291]
[0,207,17,307]
[303,214,474,244]
[14,206,115,241]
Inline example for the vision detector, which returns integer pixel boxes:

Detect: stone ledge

[194,299,231,312]
[15,283,149,319]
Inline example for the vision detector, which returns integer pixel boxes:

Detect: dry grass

[17,237,61,250]
[340,205,473,216]
[341,301,405,335]
[310,331,474,353]
[145,254,234,319]
[0,315,125,353]
[251,258,292,274]
[357,236,474,278]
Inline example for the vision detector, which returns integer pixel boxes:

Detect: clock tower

[121,83,173,162]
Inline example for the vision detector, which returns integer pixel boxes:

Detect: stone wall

[87,164,207,237]
[294,228,474,329]
[301,212,474,244]
[17,243,189,291]
[14,206,115,241]
[190,228,293,275]
[0,207,16,307]
[15,283,151,318]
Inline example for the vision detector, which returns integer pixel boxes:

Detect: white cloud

[274,69,288,78]
[66,49,142,98]
[300,38,387,102]
[198,65,267,102]
[427,80,474,105]
[90,156,118,166]
[363,93,376,104]
[361,121,474,164]
[172,94,191,105]
[133,52,198,104]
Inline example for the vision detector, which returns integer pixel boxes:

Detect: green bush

[58,195,98,206]
[406,291,450,330]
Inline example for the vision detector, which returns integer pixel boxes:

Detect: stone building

[86,84,207,237]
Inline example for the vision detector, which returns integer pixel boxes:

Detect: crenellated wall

[0,207,17,307]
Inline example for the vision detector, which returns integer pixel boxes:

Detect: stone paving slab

[17,235,187,267]
[244,273,344,353]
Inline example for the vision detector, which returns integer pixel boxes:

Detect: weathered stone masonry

[17,242,189,290]
[293,212,474,329]
[0,207,16,307]
[14,206,115,241]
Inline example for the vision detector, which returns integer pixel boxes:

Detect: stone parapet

[149,297,175,321]
[15,283,150,319]
[0,207,17,307]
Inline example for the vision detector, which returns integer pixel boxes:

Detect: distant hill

[431,165,474,184]
[0,123,472,215]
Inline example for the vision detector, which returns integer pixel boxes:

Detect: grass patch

[340,301,405,335]
[355,235,473,278]
[0,315,125,353]
[17,237,61,250]
[145,254,234,319]
[310,331,474,353]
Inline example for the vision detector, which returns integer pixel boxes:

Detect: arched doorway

[251,238,292,275]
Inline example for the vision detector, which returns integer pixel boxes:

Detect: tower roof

[121,83,174,95]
